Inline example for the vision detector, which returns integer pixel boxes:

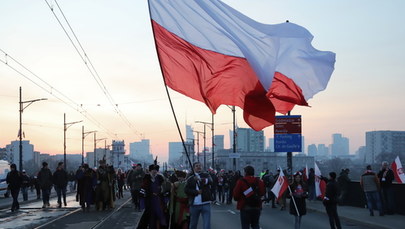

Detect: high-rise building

[317,144,329,157]
[168,142,183,165]
[186,124,194,142]
[308,144,317,156]
[267,138,274,152]
[111,140,125,169]
[365,131,405,164]
[6,140,34,168]
[331,133,349,157]
[129,139,152,164]
[214,135,224,150]
[233,128,264,152]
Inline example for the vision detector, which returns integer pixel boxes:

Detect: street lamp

[226,105,237,171]
[195,120,214,171]
[193,131,203,163]
[64,113,82,171]
[19,87,47,171]
[82,126,96,165]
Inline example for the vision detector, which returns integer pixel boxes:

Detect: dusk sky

[1,0,405,162]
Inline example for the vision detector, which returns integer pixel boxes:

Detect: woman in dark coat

[288,172,308,229]
[76,164,96,212]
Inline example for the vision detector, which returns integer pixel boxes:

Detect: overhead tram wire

[0,49,116,138]
[45,0,143,139]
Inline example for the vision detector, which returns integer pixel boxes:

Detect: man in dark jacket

[127,164,145,211]
[20,170,30,201]
[323,172,342,229]
[233,165,265,229]
[185,162,213,229]
[53,162,68,208]
[38,161,53,208]
[6,163,22,212]
[378,161,395,215]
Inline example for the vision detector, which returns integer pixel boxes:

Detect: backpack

[242,178,261,207]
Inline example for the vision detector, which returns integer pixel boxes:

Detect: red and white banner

[148,0,335,131]
[392,156,405,184]
[271,168,288,200]
[314,162,326,199]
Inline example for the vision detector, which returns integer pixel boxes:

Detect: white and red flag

[392,156,405,184]
[314,162,326,199]
[148,0,336,130]
[271,168,288,200]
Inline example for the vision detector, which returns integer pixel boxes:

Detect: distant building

[186,124,194,142]
[365,131,405,164]
[168,142,183,165]
[214,135,224,150]
[267,138,274,152]
[232,128,264,152]
[129,139,152,164]
[111,140,125,170]
[308,144,317,156]
[215,149,314,175]
[331,133,349,157]
[317,144,329,158]
[6,140,34,168]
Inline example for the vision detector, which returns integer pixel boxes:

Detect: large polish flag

[314,162,326,199]
[148,0,336,130]
[271,168,288,200]
[392,156,405,184]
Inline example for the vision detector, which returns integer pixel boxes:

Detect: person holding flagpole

[287,172,308,229]
[378,161,395,215]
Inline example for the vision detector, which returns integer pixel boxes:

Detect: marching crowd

[5,159,398,229]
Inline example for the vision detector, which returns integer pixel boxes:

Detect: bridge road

[201,202,370,229]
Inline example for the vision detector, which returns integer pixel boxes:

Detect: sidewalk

[306,200,404,229]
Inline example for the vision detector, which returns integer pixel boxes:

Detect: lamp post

[82,126,96,165]
[19,87,47,171]
[193,131,203,163]
[226,105,237,171]
[195,120,214,171]
[64,113,82,171]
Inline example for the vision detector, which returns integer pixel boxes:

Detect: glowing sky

[1,0,405,162]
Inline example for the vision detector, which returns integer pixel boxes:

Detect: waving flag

[303,164,309,182]
[392,156,405,183]
[271,168,288,200]
[314,162,326,198]
[148,0,336,130]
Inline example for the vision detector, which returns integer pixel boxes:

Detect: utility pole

[93,132,106,168]
[232,106,236,171]
[211,114,215,170]
[82,126,96,165]
[63,113,82,171]
[19,87,47,171]
[196,120,213,171]
[193,131,203,163]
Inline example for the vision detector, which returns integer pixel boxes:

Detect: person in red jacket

[233,165,265,229]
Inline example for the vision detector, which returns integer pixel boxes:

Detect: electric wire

[0,49,116,138]
[45,0,142,139]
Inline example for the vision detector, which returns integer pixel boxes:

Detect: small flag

[392,156,405,184]
[271,167,288,200]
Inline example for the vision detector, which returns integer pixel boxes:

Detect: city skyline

[1,0,405,162]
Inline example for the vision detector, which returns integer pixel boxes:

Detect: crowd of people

[4,159,399,229]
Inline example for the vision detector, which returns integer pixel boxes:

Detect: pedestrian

[21,170,30,201]
[307,168,315,201]
[337,168,350,205]
[32,175,41,199]
[6,163,22,212]
[233,165,265,229]
[360,165,383,216]
[185,162,213,229]
[262,170,276,208]
[95,160,113,211]
[139,163,168,229]
[53,162,68,208]
[288,172,308,229]
[116,168,125,199]
[378,161,395,215]
[37,161,53,208]
[127,163,145,211]
[76,163,97,212]
[170,170,189,229]
[322,172,342,229]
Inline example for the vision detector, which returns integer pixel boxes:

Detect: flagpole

[288,185,300,217]
[147,0,194,172]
